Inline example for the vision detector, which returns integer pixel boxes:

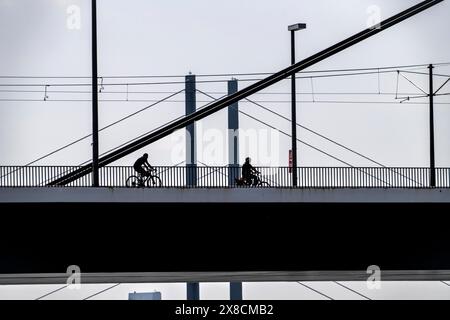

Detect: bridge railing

[1,166,449,188]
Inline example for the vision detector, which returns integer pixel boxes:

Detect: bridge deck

[1,187,450,203]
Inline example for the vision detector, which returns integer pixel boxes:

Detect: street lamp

[288,23,306,187]
[92,0,99,187]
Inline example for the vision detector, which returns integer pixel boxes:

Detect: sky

[0,0,449,168]
[0,0,450,299]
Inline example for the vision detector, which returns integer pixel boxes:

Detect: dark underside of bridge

[1,202,449,277]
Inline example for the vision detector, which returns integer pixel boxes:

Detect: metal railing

[1,166,450,188]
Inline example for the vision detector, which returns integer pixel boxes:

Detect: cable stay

[47,0,444,186]
[238,109,393,187]
[434,77,450,95]
[0,91,184,181]
[198,90,424,187]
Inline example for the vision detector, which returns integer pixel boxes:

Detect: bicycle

[126,168,162,188]
[235,171,270,187]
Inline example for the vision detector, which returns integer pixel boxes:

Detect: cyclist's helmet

[143,153,149,159]
[245,157,251,163]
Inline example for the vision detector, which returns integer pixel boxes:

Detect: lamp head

[288,23,307,32]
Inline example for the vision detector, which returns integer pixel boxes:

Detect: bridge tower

[228,78,240,186]
[185,74,200,300]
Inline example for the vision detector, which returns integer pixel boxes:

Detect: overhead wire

[0,62,442,79]
[0,69,414,88]
[0,89,431,95]
[1,98,449,104]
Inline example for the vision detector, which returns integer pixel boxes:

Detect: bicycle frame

[138,172,157,185]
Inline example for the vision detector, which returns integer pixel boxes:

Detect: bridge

[2,165,450,203]
[0,0,449,301]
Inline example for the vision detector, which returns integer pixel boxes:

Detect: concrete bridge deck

[1,187,450,203]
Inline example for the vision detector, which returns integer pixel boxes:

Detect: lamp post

[92,0,99,187]
[288,23,306,187]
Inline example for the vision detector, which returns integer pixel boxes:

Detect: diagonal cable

[76,94,229,168]
[198,89,380,166]
[0,90,184,181]
[197,91,393,186]
[398,72,427,95]
[297,282,334,300]
[239,110,392,186]
[198,90,423,187]
[35,285,68,300]
[244,97,423,186]
[334,282,371,300]
[83,283,121,300]
[434,77,450,95]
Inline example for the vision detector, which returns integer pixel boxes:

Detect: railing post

[228,79,240,187]
[429,64,436,187]
[186,74,197,187]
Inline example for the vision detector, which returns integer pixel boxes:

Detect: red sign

[289,150,293,173]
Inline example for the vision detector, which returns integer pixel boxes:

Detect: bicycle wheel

[126,176,141,188]
[147,175,162,188]
[259,181,271,188]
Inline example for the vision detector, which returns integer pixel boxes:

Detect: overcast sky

[0,0,450,300]
[0,0,449,168]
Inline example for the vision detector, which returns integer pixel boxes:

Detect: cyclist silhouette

[133,153,154,183]
[242,157,259,186]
